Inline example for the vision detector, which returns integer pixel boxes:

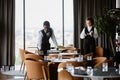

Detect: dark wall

[73,0,116,56]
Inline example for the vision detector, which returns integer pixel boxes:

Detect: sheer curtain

[73,0,116,57]
[0,0,15,70]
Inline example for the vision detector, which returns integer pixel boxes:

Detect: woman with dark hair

[37,21,58,56]
[80,17,98,55]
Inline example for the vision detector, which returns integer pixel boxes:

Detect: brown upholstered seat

[58,62,86,80]
[25,53,43,61]
[25,60,49,80]
[95,46,103,57]
[93,57,107,68]
[58,70,73,80]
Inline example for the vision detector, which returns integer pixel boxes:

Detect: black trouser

[43,50,49,56]
[84,36,96,55]
[41,43,50,56]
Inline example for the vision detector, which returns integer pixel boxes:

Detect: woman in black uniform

[80,17,98,55]
[37,21,58,56]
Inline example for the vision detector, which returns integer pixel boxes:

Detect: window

[15,0,73,65]
[64,0,73,46]
[25,0,63,50]
[15,0,23,65]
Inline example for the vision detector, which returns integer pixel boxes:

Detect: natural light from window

[15,0,73,65]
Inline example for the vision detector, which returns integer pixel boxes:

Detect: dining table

[45,57,90,80]
[72,67,120,80]
[48,52,79,55]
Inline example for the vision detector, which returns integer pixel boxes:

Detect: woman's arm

[37,31,43,50]
[80,28,85,39]
[51,29,58,47]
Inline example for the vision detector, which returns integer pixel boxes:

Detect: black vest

[84,27,95,44]
[85,27,94,35]
[41,28,52,50]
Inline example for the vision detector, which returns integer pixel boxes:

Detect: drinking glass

[86,66,93,76]
[102,62,108,72]
[87,56,92,61]
[74,50,78,54]
[58,54,62,60]
[66,63,73,72]
[51,57,56,62]
[78,55,83,62]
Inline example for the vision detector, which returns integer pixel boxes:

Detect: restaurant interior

[0,0,120,80]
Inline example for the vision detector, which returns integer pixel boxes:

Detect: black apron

[84,27,96,55]
[41,29,52,56]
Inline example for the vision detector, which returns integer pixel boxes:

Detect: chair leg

[24,72,27,80]
[27,77,31,80]
[25,75,29,80]
[20,61,23,72]
[23,63,25,73]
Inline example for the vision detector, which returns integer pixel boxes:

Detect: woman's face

[86,20,92,27]
[44,25,50,31]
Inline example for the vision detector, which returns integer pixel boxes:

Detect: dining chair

[65,47,76,53]
[62,55,75,59]
[19,48,36,73]
[93,57,107,68]
[83,52,93,60]
[58,70,73,80]
[25,53,43,61]
[48,53,75,59]
[24,60,49,80]
[58,62,86,80]
[24,53,48,80]
[95,46,103,57]
[47,54,58,59]
[62,48,76,59]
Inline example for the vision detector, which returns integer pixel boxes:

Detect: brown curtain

[73,0,116,56]
[0,0,15,67]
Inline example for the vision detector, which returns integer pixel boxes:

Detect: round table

[72,67,120,80]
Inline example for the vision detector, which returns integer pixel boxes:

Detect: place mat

[93,68,120,76]
[74,69,87,75]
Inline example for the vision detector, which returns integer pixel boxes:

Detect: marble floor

[0,74,24,80]
[0,65,24,80]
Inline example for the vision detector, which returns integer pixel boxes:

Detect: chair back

[83,53,93,59]
[93,57,107,68]
[95,46,103,57]
[19,48,26,61]
[65,47,76,53]
[25,53,43,61]
[58,70,73,80]
[58,62,85,80]
[25,60,47,80]
[47,54,58,59]
[62,55,75,59]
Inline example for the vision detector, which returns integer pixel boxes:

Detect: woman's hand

[90,31,94,36]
